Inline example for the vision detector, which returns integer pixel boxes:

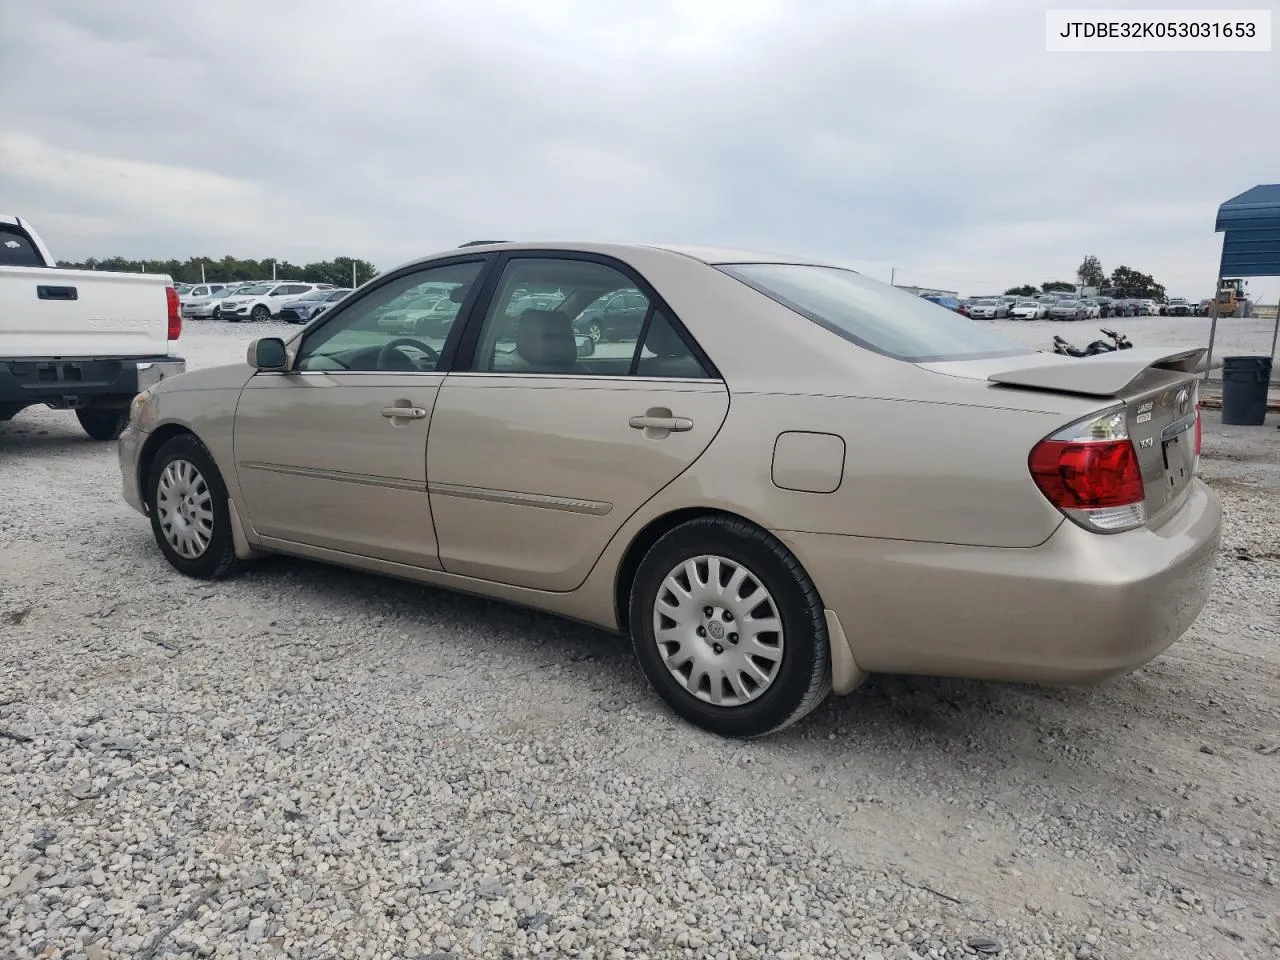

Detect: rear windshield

[719,263,1027,362]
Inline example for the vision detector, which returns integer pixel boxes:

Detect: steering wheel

[376,337,439,370]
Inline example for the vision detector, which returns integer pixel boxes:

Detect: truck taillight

[1029,406,1145,534]
[166,286,182,340]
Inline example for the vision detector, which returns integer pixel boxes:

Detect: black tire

[76,408,129,441]
[146,434,238,579]
[251,305,271,323]
[586,320,603,343]
[628,516,831,738]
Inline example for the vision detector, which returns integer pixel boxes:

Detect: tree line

[55,255,380,288]
[1003,254,1167,301]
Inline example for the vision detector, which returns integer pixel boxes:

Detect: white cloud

[0,0,1275,306]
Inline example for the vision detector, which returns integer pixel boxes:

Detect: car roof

[440,240,838,268]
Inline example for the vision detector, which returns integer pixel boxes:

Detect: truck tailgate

[0,266,172,357]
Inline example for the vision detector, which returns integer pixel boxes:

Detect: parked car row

[954,293,1164,321]
[178,281,352,324]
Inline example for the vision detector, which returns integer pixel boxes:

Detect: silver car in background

[1047,299,1086,321]
[965,298,1010,319]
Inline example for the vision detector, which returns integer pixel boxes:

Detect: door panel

[427,376,729,590]
[234,373,443,568]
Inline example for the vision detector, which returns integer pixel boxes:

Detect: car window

[721,264,1027,362]
[295,261,483,373]
[470,258,654,376]
[634,310,712,379]
[0,225,44,267]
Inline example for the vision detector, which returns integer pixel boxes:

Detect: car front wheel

[250,305,271,322]
[629,516,831,738]
[146,434,238,579]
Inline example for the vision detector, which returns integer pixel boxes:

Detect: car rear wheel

[146,434,238,579]
[629,516,831,738]
[76,408,130,441]
[251,305,271,322]
[586,320,603,343]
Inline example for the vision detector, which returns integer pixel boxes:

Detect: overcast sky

[1,0,1277,301]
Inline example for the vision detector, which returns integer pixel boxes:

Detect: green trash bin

[1220,356,1273,426]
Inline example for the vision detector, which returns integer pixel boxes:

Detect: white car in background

[179,283,231,305]
[218,282,321,322]
[1009,300,1047,320]
[182,284,257,320]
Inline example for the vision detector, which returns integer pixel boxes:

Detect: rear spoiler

[988,347,1206,398]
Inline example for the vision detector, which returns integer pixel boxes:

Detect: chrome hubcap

[653,555,784,706]
[156,459,214,559]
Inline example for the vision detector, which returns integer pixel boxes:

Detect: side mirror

[248,337,288,370]
[574,334,595,358]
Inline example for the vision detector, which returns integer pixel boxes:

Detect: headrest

[516,310,578,366]
[645,317,687,357]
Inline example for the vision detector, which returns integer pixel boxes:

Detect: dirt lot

[1,321,1277,960]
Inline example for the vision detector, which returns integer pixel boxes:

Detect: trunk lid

[0,266,174,357]
[923,346,1205,525]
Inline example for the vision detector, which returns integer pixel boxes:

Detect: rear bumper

[779,479,1222,685]
[0,356,185,409]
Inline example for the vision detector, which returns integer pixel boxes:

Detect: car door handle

[629,415,693,432]
[381,405,428,420]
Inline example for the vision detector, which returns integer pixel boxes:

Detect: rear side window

[719,263,1028,362]
[0,224,44,267]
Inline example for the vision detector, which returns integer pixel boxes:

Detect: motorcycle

[1051,328,1132,357]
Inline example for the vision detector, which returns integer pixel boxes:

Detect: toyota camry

[118,242,1221,738]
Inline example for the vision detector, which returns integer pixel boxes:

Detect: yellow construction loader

[1214,278,1253,318]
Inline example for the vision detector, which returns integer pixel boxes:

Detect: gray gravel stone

[0,322,1277,959]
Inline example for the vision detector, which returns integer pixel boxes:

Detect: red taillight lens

[1029,439,1144,509]
[166,286,182,340]
[1029,406,1146,533]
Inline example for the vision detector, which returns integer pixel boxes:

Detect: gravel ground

[1,320,1277,960]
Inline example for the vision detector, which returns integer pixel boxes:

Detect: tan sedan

[118,242,1222,738]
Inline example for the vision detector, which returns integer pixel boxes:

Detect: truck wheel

[76,408,130,441]
[146,434,238,579]
[251,305,271,322]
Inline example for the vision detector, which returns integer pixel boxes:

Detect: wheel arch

[613,506,810,634]
[136,423,202,510]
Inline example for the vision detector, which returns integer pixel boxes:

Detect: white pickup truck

[1,215,186,440]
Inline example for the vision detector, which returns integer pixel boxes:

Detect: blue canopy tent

[1205,183,1280,379]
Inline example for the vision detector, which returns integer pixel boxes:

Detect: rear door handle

[629,415,693,432]
[381,405,428,420]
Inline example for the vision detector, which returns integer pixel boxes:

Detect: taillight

[1029,406,1145,533]
[166,286,182,340]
